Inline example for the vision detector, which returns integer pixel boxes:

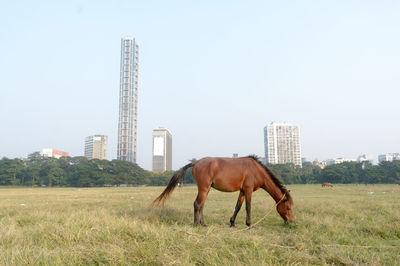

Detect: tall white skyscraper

[117,37,139,163]
[85,135,108,160]
[152,127,172,172]
[264,122,302,167]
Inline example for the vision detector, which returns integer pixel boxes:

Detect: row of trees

[0,152,174,187]
[268,160,400,184]
[1,153,400,187]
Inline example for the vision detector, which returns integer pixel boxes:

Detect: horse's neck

[263,177,284,203]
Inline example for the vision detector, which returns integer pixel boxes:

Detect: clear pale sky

[1,0,399,170]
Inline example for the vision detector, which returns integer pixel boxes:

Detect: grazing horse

[322,182,333,187]
[152,155,294,226]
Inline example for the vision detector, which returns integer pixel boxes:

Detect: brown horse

[322,182,333,187]
[152,155,294,226]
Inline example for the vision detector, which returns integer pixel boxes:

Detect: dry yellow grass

[1,185,399,265]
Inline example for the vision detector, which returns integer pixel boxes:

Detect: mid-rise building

[378,153,400,163]
[152,127,172,172]
[117,36,139,163]
[84,135,108,160]
[41,149,69,159]
[264,122,302,167]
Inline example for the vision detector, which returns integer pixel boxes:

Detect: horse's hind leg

[193,196,201,225]
[193,189,208,226]
[199,202,206,225]
[230,190,244,227]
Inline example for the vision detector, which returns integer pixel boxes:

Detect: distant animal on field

[322,182,333,187]
[152,155,294,227]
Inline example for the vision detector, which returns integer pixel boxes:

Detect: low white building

[41,148,69,159]
[378,153,400,163]
[324,158,356,165]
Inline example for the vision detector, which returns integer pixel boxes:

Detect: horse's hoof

[230,224,235,227]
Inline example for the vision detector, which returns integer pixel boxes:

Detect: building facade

[117,36,139,163]
[264,122,302,167]
[357,154,373,164]
[41,149,69,159]
[324,158,356,165]
[84,135,108,160]
[378,153,400,163]
[152,127,172,172]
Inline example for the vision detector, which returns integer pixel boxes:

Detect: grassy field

[1,185,399,265]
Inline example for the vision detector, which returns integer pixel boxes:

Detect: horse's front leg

[244,189,253,227]
[230,190,244,227]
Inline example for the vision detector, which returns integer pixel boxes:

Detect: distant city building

[152,127,172,172]
[357,154,373,164]
[264,122,302,167]
[84,135,108,160]
[378,153,400,163]
[117,36,139,163]
[232,153,239,158]
[324,158,356,165]
[260,157,267,165]
[312,160,326,169]
[41,149,69,159]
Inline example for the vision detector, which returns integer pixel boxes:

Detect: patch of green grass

[0,185,399,264]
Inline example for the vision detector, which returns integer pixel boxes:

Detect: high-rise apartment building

[264,122,302,167]
[117,36,139,163]
[84,135,108,160]
[152,127,172,172]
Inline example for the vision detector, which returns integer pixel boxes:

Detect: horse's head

[276,192,294,223]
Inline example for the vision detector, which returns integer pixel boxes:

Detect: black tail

[151,163,194,207]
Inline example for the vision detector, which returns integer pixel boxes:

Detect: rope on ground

[229,192,287,234]
[250,243,400,250]
[316,243,399,249]
[265,243,399,250]
[174,192,399,250]
[177,229,399,250]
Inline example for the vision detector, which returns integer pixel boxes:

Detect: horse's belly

[211,177,243,192]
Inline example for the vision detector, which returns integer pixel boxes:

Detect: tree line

[0,152,174,187]
[268,160,400,184]
[0,153,399,187]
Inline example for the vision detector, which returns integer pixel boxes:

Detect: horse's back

[192,157,255,192]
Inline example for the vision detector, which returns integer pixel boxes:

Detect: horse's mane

[247,155,292,202]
